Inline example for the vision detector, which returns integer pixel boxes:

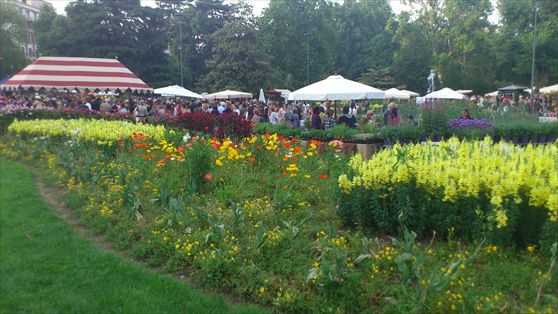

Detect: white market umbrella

[258,88,266,102]
[540,84,558,94]
[288,75,384,101]
[384,88,410,100]
[424,87,466,100]
[154,85,203,98]
[205,90,252,100]
[485,90,499,97]
[401,89,420,97]
[456,89,473,95]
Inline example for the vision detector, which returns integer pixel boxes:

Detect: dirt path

[33,170,115,252]
[30,167,258,309]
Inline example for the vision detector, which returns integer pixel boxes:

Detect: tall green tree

[496,0,558,88]
[259,0,337,89]
[202,20,275,93]
[33,0,174,87]
[169,0,233,89]
[401,0,497,93]
[0,0,29,78]
[389,12,433,93]
[333,0,395,81]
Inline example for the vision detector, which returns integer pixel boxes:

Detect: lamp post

[304,33,310,85]
[178,18,184,87]
[529,7,539,99]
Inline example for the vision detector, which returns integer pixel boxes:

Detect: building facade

[13,0,51,59]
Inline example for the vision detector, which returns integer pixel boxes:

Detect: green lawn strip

[0,158,264,314]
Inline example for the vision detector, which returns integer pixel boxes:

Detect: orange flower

[283,142,291,149]
[263,134,271,138]
[278,135,286,141]
[320,174,329,180]
[249,157,256,163]
[294,146,302,154]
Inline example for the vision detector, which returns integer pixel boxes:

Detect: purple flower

[448,118,493,129]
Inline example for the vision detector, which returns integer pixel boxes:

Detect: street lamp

[304,33,310,85]
[178,17,184,87]
[530,7,539,99]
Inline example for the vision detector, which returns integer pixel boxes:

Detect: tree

[33,0,174,87]
[258,0,337,89]
[333,0,395,81]
[390,12,433,93]
[400,0,498,93]
[496,0,558,88]
[202,20,276,93]
[359,66,396,89]
[0,1,29,78]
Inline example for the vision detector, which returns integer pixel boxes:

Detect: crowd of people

[0,91,406,129]
[470,93,556,117]
[1,89,556,129]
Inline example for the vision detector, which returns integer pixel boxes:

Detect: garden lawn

[0,157,263,314]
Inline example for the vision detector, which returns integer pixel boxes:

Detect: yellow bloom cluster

[340,137,558,226]
[8,118,166,144]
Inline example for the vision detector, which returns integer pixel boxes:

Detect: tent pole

[334,100,337,120]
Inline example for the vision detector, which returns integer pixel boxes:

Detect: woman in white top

[269,105,279,125]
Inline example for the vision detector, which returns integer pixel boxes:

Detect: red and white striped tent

[1,56,151,92]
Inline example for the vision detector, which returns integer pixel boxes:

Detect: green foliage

[34,0,175,87]
[202,20,275,94]
[0,1,29,78]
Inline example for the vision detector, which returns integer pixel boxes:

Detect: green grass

[0,158,264,314]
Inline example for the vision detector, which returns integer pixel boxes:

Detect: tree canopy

[0,1,29,78]
[28,0,558,94]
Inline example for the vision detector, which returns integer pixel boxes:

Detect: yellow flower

[527,245,535,253]
[215,159,223,166]
[259,287,265,294]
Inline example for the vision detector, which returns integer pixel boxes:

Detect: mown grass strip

[0,158,263,314]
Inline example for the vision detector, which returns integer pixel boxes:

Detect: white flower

[183,133,191,143]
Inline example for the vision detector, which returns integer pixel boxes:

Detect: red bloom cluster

[166,113,252,139]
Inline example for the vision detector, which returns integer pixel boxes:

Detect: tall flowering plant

[166,113,252,139]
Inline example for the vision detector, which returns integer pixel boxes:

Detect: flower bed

[1,109,252,139]
[338,138,558,248]
[2,118,557,313]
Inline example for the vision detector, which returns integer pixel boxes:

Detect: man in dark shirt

[90,96,101,111]
[337,106,357,128]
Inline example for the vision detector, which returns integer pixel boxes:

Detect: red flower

[320,174,329,180]
[152,168,158,173]
[204,173,213,180]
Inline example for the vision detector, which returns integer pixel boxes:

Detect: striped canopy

[1,57,151,92]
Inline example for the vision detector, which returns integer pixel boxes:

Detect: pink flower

[204,173,213,180]
[152,168,158,173]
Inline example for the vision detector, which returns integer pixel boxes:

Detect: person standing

[337,106,357,128]
[383,103,402,126]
